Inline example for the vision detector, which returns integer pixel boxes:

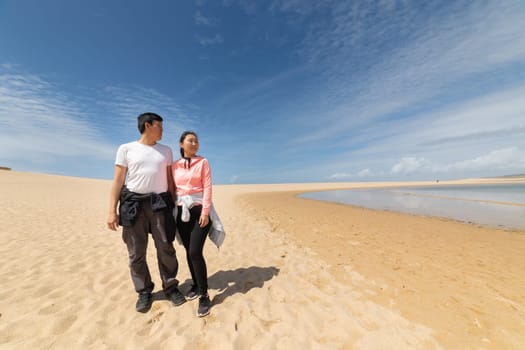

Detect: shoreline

[239,183,525,348]
[298,182,525,231]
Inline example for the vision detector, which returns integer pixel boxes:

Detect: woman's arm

[199,158,212,227]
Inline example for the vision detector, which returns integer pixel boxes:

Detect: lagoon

[299,183,525,230]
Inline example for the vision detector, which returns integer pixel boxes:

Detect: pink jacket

[171,156,212,215]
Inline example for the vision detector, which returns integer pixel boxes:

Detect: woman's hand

[199,214,209,228]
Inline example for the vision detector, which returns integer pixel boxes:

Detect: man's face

[148,120,163,141]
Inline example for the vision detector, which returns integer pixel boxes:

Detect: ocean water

[299,183,525,230]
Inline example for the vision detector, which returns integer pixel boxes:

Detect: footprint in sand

[50,314,78,335]
[38,303,62,315]
[147,311,165,324]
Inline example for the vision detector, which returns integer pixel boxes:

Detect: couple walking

[107,112,219,317]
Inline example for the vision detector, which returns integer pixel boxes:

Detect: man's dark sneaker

[197,294,211,317]
[186,284,199,301]
[167,287,186,306]
[136,292,153,313]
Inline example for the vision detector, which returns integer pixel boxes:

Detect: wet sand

[299,184,525,230]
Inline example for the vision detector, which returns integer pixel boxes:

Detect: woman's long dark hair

[179,130,197,168]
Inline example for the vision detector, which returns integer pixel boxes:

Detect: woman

[172,130,212,317]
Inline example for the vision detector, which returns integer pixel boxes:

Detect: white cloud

[214,65,307,109]
[329,172,352,179]
[280,1,525,144]
[0,71,114,162]
[0,67,201,177]
[386,147,525,178]
[195,34,224,46]
[358,168,373,177]
[391,157,430,175]
[340,84,524,165]
[350,84,525,167]
[444,147,525,172]
[194,11,218,26]
[266,1,525,181]
[100,85,198,139]
[413,86,525,148]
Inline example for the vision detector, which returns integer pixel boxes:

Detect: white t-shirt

[115,141,173,194]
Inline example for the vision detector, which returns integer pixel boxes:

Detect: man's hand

[107,212,120,231]
[107,165,126,232]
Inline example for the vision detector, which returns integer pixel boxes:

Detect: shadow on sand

[152,266,279,306]
[207,266,279,305]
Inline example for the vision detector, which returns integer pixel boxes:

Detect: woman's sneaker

[197,294,211,317]
[186,284,199,301]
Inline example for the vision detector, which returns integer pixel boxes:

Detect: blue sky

[1,0,524,184]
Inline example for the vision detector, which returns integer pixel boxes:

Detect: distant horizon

[1,1,525,183]
[2,167,524,185]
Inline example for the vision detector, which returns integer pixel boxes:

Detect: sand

[1,171,524,349]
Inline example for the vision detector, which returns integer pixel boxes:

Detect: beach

[1,171,524,349]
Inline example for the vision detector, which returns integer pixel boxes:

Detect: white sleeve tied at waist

[174,193,226,249]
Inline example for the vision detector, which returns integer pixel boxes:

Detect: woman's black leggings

[176,205,212,295]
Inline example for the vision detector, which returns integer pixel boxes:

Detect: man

[107,112,186,312]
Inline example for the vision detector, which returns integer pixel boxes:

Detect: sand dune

[1,171,523,349]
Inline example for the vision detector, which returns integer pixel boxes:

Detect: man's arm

[167,165,176,200]
[107,165,127,231]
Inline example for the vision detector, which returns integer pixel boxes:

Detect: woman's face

[181,133,199,157]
